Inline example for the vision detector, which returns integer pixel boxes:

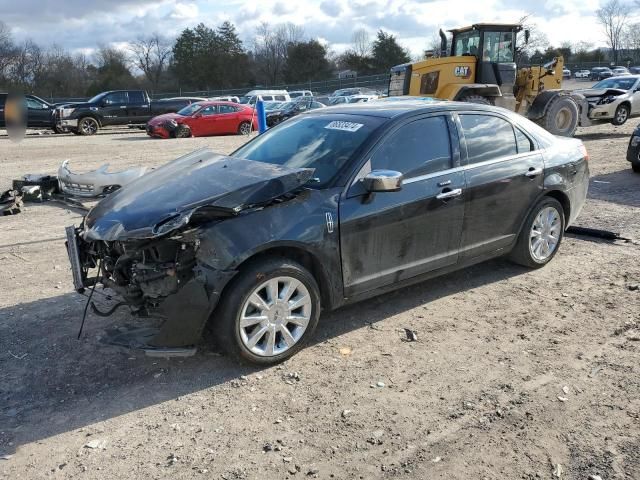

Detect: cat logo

[454,66,471,78]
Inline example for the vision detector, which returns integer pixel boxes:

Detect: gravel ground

[0,114,639,480]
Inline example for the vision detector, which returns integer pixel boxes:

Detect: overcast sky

[1,0,637,58]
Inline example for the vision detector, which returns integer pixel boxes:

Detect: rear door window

[275,95,287,101]
[459,114,517,163]
[515,127,533,153]
[128,91,145,103]
[370,116,452,178]
[103,92,128,104]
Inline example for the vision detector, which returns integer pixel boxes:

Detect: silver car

[576,75,640,126]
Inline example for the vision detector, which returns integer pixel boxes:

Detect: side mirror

[362,170,403,193]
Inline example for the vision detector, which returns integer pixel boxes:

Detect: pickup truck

[1,93,60,132]
[56,90,200,135]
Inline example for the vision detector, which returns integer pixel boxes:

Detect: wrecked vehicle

[66,101,589,364]
[58,160,147,197]
[575,75,640,126]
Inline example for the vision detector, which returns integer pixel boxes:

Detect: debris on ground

[403,328,418,342]
[0,189,23,215]
[83,439,108,450]
[58,160,147,198]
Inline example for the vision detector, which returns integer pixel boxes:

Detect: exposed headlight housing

[60,107,75,117]
[598,95,617,105]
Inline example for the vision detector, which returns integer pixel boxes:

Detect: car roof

[302,99,513,119]
[194,100,243,107]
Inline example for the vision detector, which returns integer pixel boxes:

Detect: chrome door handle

[436,188,462,200]
[120,106,127,109]
[525,167,543,177]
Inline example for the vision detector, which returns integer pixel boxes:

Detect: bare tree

[515,15,549,64]
[596,0,631,63]
[253,22,305,85]
[0,21,17,81]
[352,29,371,58]
[622,22,640,61]
[129,33,172,92]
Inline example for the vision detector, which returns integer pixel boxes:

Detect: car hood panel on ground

[83,148,314,241]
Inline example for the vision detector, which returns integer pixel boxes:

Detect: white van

[289,90,313,98]
[238,90,291,105]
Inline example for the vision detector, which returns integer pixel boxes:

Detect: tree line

[0,20,410,98]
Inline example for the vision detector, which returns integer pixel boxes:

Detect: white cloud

[4,0,625,58]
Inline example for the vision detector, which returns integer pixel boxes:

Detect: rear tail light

[579,144,589,161]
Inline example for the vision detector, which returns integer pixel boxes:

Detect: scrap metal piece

[58,160,147,198]
[65,225,85,291]
[0,189,23,215]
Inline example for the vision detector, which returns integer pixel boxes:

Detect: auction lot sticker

[324,121,363,132]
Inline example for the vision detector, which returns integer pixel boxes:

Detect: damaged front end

[65,148,314,354]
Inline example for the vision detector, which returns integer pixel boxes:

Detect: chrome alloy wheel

[615,106,628,124]
[238,276,312,357]
[239,122,251,135]
[529,206,561,262]
[80,118,98,134]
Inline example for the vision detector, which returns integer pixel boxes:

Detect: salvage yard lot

[1,121,639,479]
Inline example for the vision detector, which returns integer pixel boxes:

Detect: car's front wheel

[510,197,565,268]
[238,121,252,135]
[214,258,321,365]
[612,104,630,126]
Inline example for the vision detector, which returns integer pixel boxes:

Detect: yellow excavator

[389,23,588,136]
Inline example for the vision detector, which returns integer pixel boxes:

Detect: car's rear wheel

[213,258,321,365]
[510,197,565,268]
[238,121,252,135]
[538,95,579,137]
[612,104,629,126]
[78,117,99,135]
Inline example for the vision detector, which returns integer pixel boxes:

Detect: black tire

[537,95,579,137]
[632,159,640,173]
[237,121,252,135]
[78,117,99,136]
[459,94,493,105]
[611,104,630,126]
[174,124,191,138]
[213,258,321,365]
[509,197,565,269]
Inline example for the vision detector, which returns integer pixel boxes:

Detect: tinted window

[217,105,236,114]
[275,95,287,101]
[460,114,517,163]
[515,128,533,153]
[371,116,452,178]
[232,115,383,187]
[26,97,46,109]
[262,96,274,101]
[200,106,216,116]
[104,92,127,104]
[128,91,144,103]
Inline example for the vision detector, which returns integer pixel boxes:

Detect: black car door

[339,114,465,297]
[25,96,53,127]
[126,91,149,122]
[100,91,129,125]
[455,112,544,260]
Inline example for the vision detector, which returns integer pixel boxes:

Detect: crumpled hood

[83,148,314,241]
[574,88,628,98]
[148,113,183,126]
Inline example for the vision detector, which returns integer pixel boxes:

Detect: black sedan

[65,101,589,364]
[628,123,640,173]
[265,98,325,127]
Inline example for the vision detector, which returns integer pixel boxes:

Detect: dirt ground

[0,114,639,480]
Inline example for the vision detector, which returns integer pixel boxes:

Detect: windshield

[177,103,203,116]
[238,96,252,104]
[593,78,637,90]
[87,92,108,104]
[232,115,383,187]
[264,102,284,111]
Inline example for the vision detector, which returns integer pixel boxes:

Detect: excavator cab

[449,23,520,97]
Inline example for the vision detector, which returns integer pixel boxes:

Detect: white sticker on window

[324,121,363,132]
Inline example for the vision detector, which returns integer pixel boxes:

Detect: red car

[146,101,255,138]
